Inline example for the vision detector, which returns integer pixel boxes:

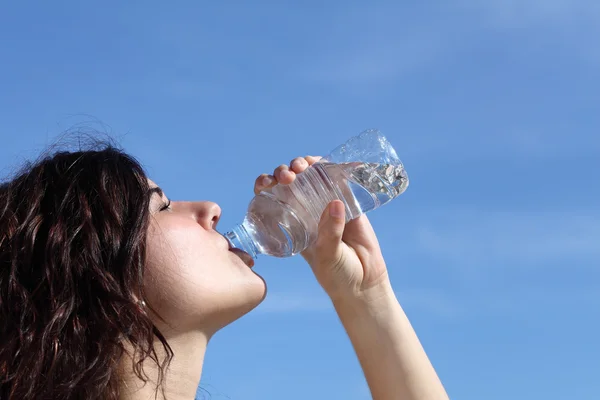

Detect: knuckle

[254,174,271,194]
[306,155,322,164]
[292,157,306,166]
[254,174,266,187]
[256,173,269,182]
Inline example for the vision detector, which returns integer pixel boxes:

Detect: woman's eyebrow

[148,187,164,198]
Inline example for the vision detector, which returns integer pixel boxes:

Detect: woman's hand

[255,157,450,400]
[254,156,391,302]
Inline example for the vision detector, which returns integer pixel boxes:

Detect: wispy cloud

[482,286,600,315]
[298,0,600,85]
[256,288,465,319]
[458,0,600,29]
[459,0,600,63]
[254,283,600,320]
[415,210,600,268]
[295,5,455,85]
[408,286,600,319]
[300,29,443,85]
[255,291,332,314]
[400,127,600,161]
[396,288,466,319]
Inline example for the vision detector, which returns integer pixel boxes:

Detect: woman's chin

[225,277,267,325]
[245,274,268,312]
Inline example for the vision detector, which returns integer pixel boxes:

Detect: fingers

[313,200,346,268]
[305,155,322,166]
[290,157,308,173]
[254,173,275,195]
[254,156,323,195]
[289,155,323,175]
[274,164,295,185]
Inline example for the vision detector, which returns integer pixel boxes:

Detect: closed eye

[159,198,172,212]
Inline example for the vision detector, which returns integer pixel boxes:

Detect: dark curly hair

[0,141,172,399]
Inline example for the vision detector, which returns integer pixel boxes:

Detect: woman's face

[143,181,266,333]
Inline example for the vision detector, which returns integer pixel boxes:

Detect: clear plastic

[224,129,409,258]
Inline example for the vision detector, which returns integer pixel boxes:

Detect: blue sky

[1,1,599,399]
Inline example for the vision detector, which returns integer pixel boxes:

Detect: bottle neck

[224,222,259,259]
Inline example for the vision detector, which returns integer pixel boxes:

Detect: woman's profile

[0,138,449,399]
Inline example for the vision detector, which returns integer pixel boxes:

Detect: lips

[228,248,255,268]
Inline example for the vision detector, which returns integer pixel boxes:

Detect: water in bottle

[223,129,409,259]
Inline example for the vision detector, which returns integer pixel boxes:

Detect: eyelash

[160,199,172,212]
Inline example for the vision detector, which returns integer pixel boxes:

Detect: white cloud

[256,288,465,319]
[301,30,442,85]
[415,210,600,268]
[255,291,332,314]
[399,127,600,161]
[458,0,600,28]
[297,0,600,85]
[292,3,460,85]
[396,288,466,319]
[483,286,600,314]
[252,209,600,320]
[256,210,600,321]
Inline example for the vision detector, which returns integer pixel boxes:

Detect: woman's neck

[118,330,209,400]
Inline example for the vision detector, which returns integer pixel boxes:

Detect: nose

[196,201,222,230]
[177,201,222,230]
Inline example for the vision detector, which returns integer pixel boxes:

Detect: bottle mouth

[223,225,258,259]
[224,230,240,250]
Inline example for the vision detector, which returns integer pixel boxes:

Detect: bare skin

[121,156,449,400]
[255,156,449,400]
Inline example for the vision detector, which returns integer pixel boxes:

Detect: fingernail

[292,159,305,168]
[262,176,273,186]
[329,202,344,218]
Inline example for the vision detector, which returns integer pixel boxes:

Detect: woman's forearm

[332,281,449,400]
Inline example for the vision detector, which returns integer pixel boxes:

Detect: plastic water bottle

[223,129,409,259]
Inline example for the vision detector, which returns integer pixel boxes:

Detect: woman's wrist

[329,277,399,318]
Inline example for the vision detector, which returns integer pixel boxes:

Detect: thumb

[315,200,346,253]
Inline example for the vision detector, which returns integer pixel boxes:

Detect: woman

[0,141,449,400]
